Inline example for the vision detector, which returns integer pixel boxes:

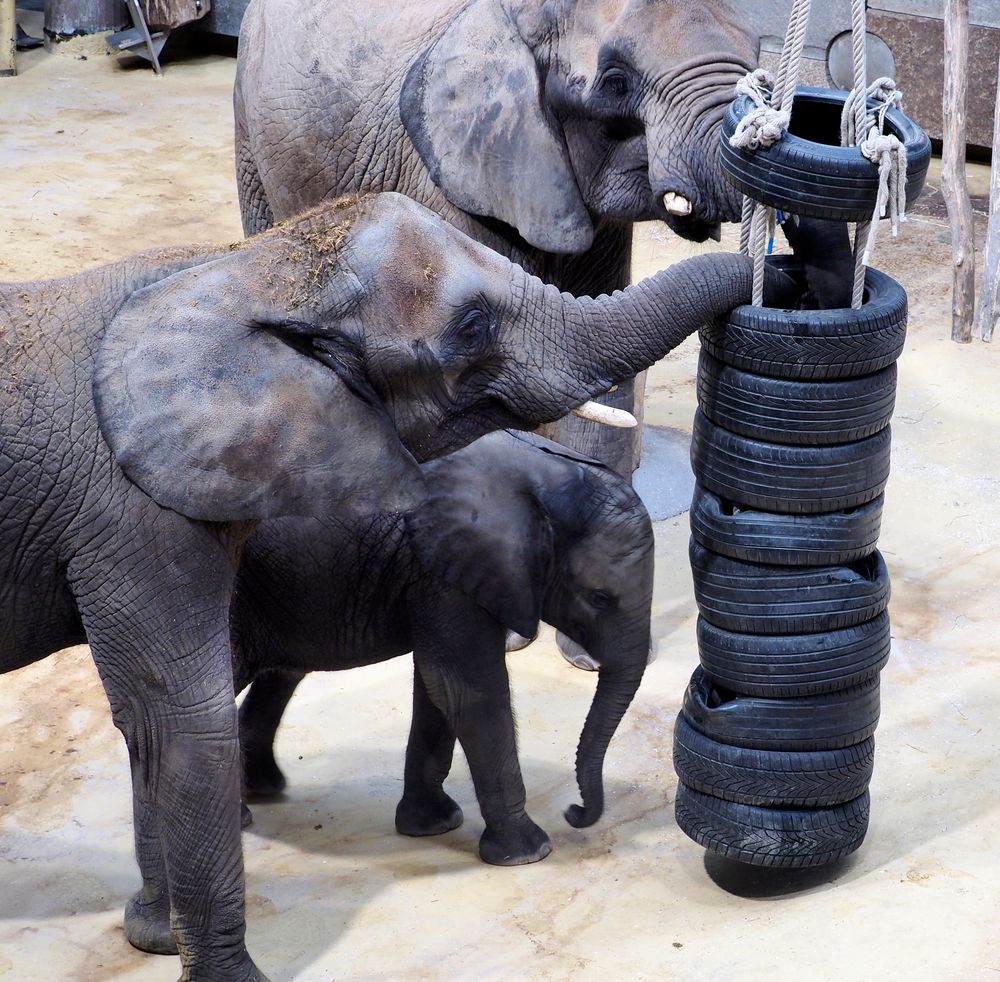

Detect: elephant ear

[399,0,593,255]
[405,436,552,640]
[93,256,424,522]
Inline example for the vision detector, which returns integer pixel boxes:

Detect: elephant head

[400,0,757,252]
[93,192,788,522]
[407,429,653,829]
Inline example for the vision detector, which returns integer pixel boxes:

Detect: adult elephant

[0,192,790,979]
[233,0,759,473]
[234,430,655,869]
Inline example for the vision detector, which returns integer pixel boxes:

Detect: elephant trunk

[648,58,752,227]
[507,250,772,424]
[565,659,646,829]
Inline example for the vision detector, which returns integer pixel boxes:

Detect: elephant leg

[394,665,464,837]
[72,525,267,981]
[123,753,176,955]
[412,601,551,866]
[239,670,305,798]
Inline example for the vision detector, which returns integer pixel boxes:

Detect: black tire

[720,85,930,222]
[697,611,891,698]
[681,667,881,751]
[674,783,870,868]
[700,257,907,381]
[673,715,875,808]
[697,351,896,446]
[689,485,882,567]
[691,409,890,514]
[690,540,890,634]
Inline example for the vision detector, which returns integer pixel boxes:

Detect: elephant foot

[243,751,287,798]
[479,818,552,866]
[395,790,463,837]
[240,800,254,829]
[124,887,177,955]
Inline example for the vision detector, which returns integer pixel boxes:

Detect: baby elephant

[233,430,654,865]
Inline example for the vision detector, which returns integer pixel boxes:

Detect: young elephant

[0,191,785,977]
[233,429,654,866]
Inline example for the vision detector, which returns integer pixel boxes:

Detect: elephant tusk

[557,631,601,672]
[571,401,638,428]
[505,629,537,652]
[662,192,693,216]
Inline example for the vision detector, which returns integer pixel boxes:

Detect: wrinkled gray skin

[0,193,789,980]
[233,430,653,872]
[235,0,760,470]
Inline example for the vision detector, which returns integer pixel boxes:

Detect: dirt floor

[2,22,1000,982]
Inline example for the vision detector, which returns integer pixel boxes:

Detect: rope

[840,0,909,307]
[730,0,908,308]
[729,0,814,295]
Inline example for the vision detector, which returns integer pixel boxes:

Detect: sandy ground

[2,25,1000,982]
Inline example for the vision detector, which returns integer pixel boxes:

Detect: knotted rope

[730,0,909,309]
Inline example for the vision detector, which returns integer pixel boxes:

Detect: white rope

[729,0,814,298]
[841,4,910,308]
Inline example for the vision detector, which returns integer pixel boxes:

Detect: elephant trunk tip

[564,800,602,829]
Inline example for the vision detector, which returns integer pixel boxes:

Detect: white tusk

[505,630,537,652]
[571,401,638,428]
[662,192,693,216]
[557,632,601,672]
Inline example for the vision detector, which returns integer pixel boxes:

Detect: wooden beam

[974,50,1000,342]
[0,0,16,77]
[942,0,976,343]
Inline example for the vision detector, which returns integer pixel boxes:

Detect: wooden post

[974,50,1000,343]
[942,0,976,343]
[0,0,16,78]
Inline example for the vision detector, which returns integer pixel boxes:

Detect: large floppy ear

[93,256,424,522]
[405,436,552,640]
[399,0,593,255]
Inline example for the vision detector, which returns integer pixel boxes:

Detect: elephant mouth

[662,211,722,243]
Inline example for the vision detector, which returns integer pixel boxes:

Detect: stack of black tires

[672,85,929,868]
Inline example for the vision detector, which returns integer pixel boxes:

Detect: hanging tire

[690,540,890,634]
[691,410,890,514]
[674,782,870,868]
[681,667,881,751]
[697,351,896,446]
[697,611,891,698]
[689,485,882,567]
[720,85,930,222]
[700,257,907,381]
[673,715,875,808]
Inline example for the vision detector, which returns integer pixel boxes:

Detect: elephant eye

[589,589,615,611]
[447,306,496,352]
[600,69,630,98]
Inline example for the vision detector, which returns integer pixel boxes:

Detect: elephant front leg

[412,605,551,866]
[395,666,464,837]
[75,531,269,981]
[239,670,306,798]
[123,763,176,955]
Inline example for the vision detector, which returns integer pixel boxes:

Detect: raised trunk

[565,664,645,828]
[508,250,768,424]
[647,60,751,227]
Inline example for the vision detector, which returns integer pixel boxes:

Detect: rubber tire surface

[691,409,891,514]
[690,540,890,634]
[675,782,870,868]
[697,351,896,445]
[689,485,883,567]
[673,715,875,808]
[697,611,891,697]
[700,257,907,381]
[720,85,930,222]
[682,667,881,751]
